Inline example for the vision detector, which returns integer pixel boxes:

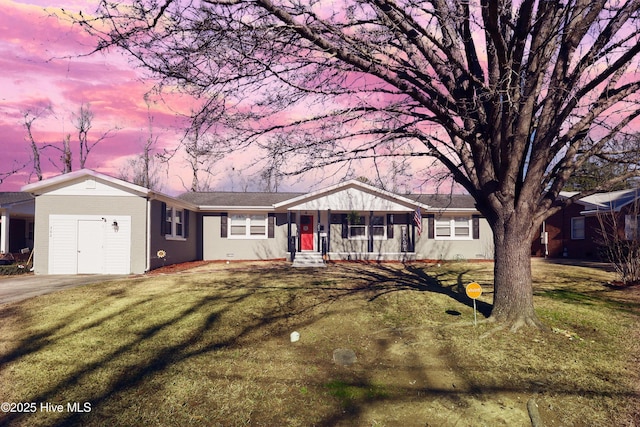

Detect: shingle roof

[408,194,477,210]
[178,190,476,210]
[0,192,34,207]
[177,192,306,207]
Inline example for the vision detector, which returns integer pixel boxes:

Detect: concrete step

[292,252,326,268]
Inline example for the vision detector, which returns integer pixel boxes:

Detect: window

[454,217,470,237]
[165,207,186,239]
[347,214,386,239]
[229,214,267,239]
[250,214,266,235]
[230,215,247,236]
[434,216,472,240]
[349,215,366,239]
[175,210,183,236]
[571,217,585,240]
[371,216,385,237]
[435,218,451,237]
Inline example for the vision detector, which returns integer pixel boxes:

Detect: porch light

[112,220,119,232]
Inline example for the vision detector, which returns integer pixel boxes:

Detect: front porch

[286,209,421,265]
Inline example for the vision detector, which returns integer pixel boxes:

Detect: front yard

[0,260,638,426]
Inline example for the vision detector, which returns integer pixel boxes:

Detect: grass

[0,259,638,426]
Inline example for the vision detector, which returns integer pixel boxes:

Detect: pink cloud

[0,0,201,193]
[0,0,450,196]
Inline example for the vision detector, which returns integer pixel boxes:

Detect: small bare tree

[22,105,52,181]
[119,99,163,190]
[47,133,74,174]
[595,194,640,285]
[73,103,119,169]
[182,118,227,192]
[61,134,72,173]
[21,103,118,178]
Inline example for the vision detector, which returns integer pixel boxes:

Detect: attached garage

[22,169,199,275]
[49,215,131,274]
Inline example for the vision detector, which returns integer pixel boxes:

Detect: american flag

[414,208,422,236]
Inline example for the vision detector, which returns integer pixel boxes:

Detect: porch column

[317,210,321,253]
[368,210,374,253]
[406,213,414,252]
[287,211,292,254]
[0,210,9,254]
[327,209,331,253]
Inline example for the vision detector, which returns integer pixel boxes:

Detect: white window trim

[227,213,268,240]
[165,206,186,241]
[434,216,473,240]
[571,217,585,240]
[348,214,387,240]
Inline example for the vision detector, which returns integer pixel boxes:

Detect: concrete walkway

[0,274,127,305]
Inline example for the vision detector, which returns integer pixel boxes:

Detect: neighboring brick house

[531,189,640,259]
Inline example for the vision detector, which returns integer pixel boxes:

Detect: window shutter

[268,213,275,238]
[220,213,228,238]
[160,202,166,236]
[387,214,394,239]
[341,214,348,238]
[472,215,480,240]
[184,210,190,238]
[427,214,435,239]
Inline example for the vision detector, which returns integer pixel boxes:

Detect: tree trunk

[490,219,544,330]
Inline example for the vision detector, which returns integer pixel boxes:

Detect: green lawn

[0,260,638,426]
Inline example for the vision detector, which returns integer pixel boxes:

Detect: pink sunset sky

[0,0,295,194]
[0,0,443,196]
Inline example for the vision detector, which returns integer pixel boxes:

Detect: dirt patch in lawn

[0,261,638,426]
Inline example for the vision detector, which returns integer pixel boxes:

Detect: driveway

[0,274,128,305]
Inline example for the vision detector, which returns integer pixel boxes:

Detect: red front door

[300,215,314,251]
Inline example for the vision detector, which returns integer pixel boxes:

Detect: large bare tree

[76,0,640,329]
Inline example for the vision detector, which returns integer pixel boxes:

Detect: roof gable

[274,180,427,212]
[21,169,150,197]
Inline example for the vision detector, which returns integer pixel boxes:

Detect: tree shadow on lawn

[0,265,636,426]
[0,275,376,426]
[322,262,494,318]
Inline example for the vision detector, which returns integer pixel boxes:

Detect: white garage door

[49,215,131,274]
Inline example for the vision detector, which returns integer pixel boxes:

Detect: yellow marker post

[466,282,483,326]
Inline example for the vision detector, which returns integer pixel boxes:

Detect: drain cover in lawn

[333,348,357,366]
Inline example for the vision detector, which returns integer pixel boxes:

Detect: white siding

[104,217,131,274]
[49,216,79,274]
